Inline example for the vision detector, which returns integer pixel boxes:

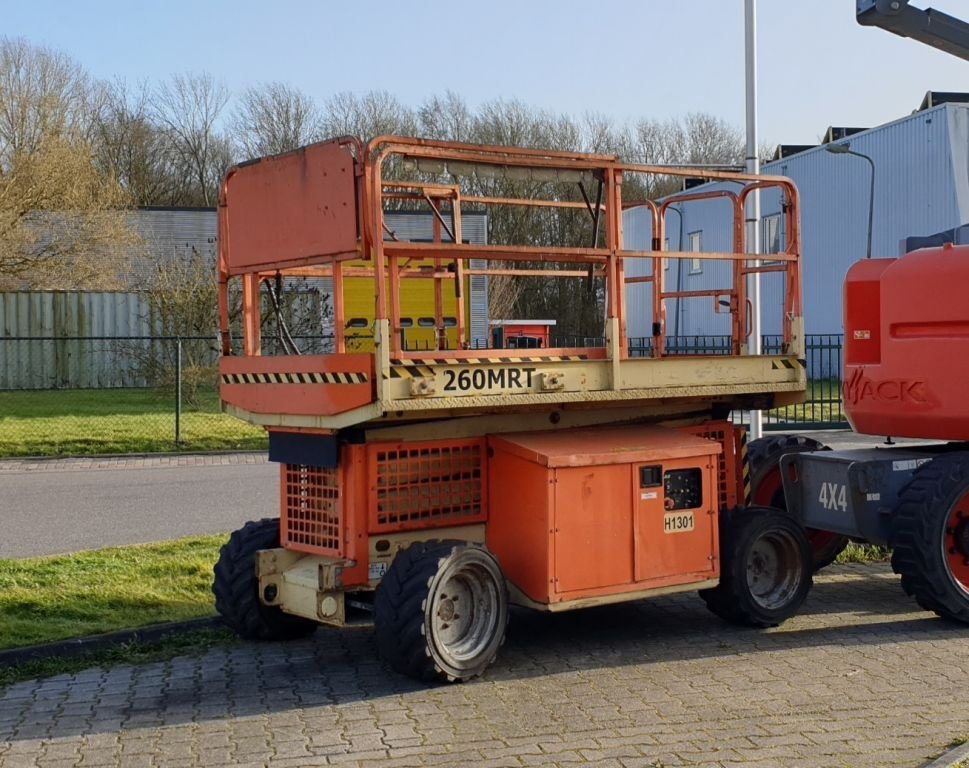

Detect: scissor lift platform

[217,136,807,431]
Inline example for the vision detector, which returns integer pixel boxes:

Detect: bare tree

[92,79,179,206]
[0,39,133,289]
[153,72,232,206]
[0,133,133,289]
[418,91,475,143]
[231,82,323,159]
[0,37,93,169]
[321,90,417,142]
[682,112,745,165]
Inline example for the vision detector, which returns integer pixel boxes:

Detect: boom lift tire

[748,435,849,571]
[213,518,318,641]
[701,506,813,627]
[374,541,509,683]
[890,454,969,624]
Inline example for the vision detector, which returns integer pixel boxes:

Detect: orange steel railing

[218,135,803,373]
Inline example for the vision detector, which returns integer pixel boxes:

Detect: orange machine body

[276,423,736,605]
[844,243,969,440]
[487,425,721,604]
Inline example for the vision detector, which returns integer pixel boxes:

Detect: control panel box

[487,425,722,605]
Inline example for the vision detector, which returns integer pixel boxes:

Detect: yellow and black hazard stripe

[384,355,588,379]
[389,355,588,366]
[221,371,369,385]
[770,358,807,371]
[386,365,436,380]
[740,430,751,504]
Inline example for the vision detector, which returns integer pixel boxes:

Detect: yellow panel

[340,258,472,352]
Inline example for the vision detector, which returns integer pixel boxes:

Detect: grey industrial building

[623,94,969,338]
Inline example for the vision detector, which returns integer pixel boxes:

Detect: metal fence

[0,336,265,458]
[0,333,847,457]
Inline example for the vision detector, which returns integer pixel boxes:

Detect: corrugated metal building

[623,99,969,337]
[1,208,491,389]
[130,207,491,348]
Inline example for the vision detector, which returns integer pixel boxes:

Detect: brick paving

[1,563,967,767]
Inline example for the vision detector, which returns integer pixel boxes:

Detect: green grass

[0,534,225,651]
[0,388,267,456]
[835,542,890,564]
[0,628,237,687]
[769,378,847,425]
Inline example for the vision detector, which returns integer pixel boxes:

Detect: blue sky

[9,0,969,146]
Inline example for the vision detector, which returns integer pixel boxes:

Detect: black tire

[701,506,813,627]
[890,454,969,623]
[374,541,508,683]
[212,518,317,641]
[748,434,849,571]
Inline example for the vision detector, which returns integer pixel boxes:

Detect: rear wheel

[748,435,849,570]
[213,518,318,641]
[374,541,508,683]
[890,454,969,623]
[701,507,813,627]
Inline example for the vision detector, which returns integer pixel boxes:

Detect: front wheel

[374,541,508,683]
[748,435,849,571]
[890,454,969,623]
[213,518,318,641]
[701,507,813,627]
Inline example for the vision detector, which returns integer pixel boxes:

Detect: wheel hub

[747,531,801,609]
[437,596,457,623]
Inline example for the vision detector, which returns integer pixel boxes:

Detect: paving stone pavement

[1,562,967,768]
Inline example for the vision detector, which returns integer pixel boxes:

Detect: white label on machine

[892,459,931,472]
[641,491,658,500]
[663,511,695,533]
[866,492,881,502]
[369,561,388,581]
[819,482,848,512]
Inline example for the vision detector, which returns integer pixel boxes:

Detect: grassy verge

[0,628,237,687]
[835,542,890,564]
[0,535,225,650]
[768,378,847,425]
[0,388,266,456]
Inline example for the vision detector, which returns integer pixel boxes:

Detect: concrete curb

[924,742,969,768]
[0,617,224,668]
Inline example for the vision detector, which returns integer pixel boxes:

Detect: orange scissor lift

[213,136,813,682]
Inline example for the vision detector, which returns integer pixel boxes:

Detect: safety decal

[770,358,807,370]
[221,372,369,385]
[384,355,587,379]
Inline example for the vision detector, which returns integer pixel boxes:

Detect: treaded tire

[701,506,813,627]
[748,434,849,571]
[374,540,508,683]
[890,454,969,623]
[213,518,317,641]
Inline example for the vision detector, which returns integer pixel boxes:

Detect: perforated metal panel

[281,464,343,556]
[680,423,743,512]
[368,439,487,533]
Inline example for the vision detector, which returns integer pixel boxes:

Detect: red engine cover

[844,243,969,439]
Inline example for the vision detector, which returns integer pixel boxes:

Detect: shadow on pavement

[2,563,967,744]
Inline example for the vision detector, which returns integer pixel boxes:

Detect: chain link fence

[0,335,266,458]
[0,332,847,458]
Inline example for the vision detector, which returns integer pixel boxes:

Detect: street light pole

[745,0,763,440]
[825,142,876,259]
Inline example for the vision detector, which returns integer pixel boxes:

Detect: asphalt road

[0,429,934,560]
[0,454,276,559]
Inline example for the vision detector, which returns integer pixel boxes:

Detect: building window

[688,231,702,274]
[763,214,783,255]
